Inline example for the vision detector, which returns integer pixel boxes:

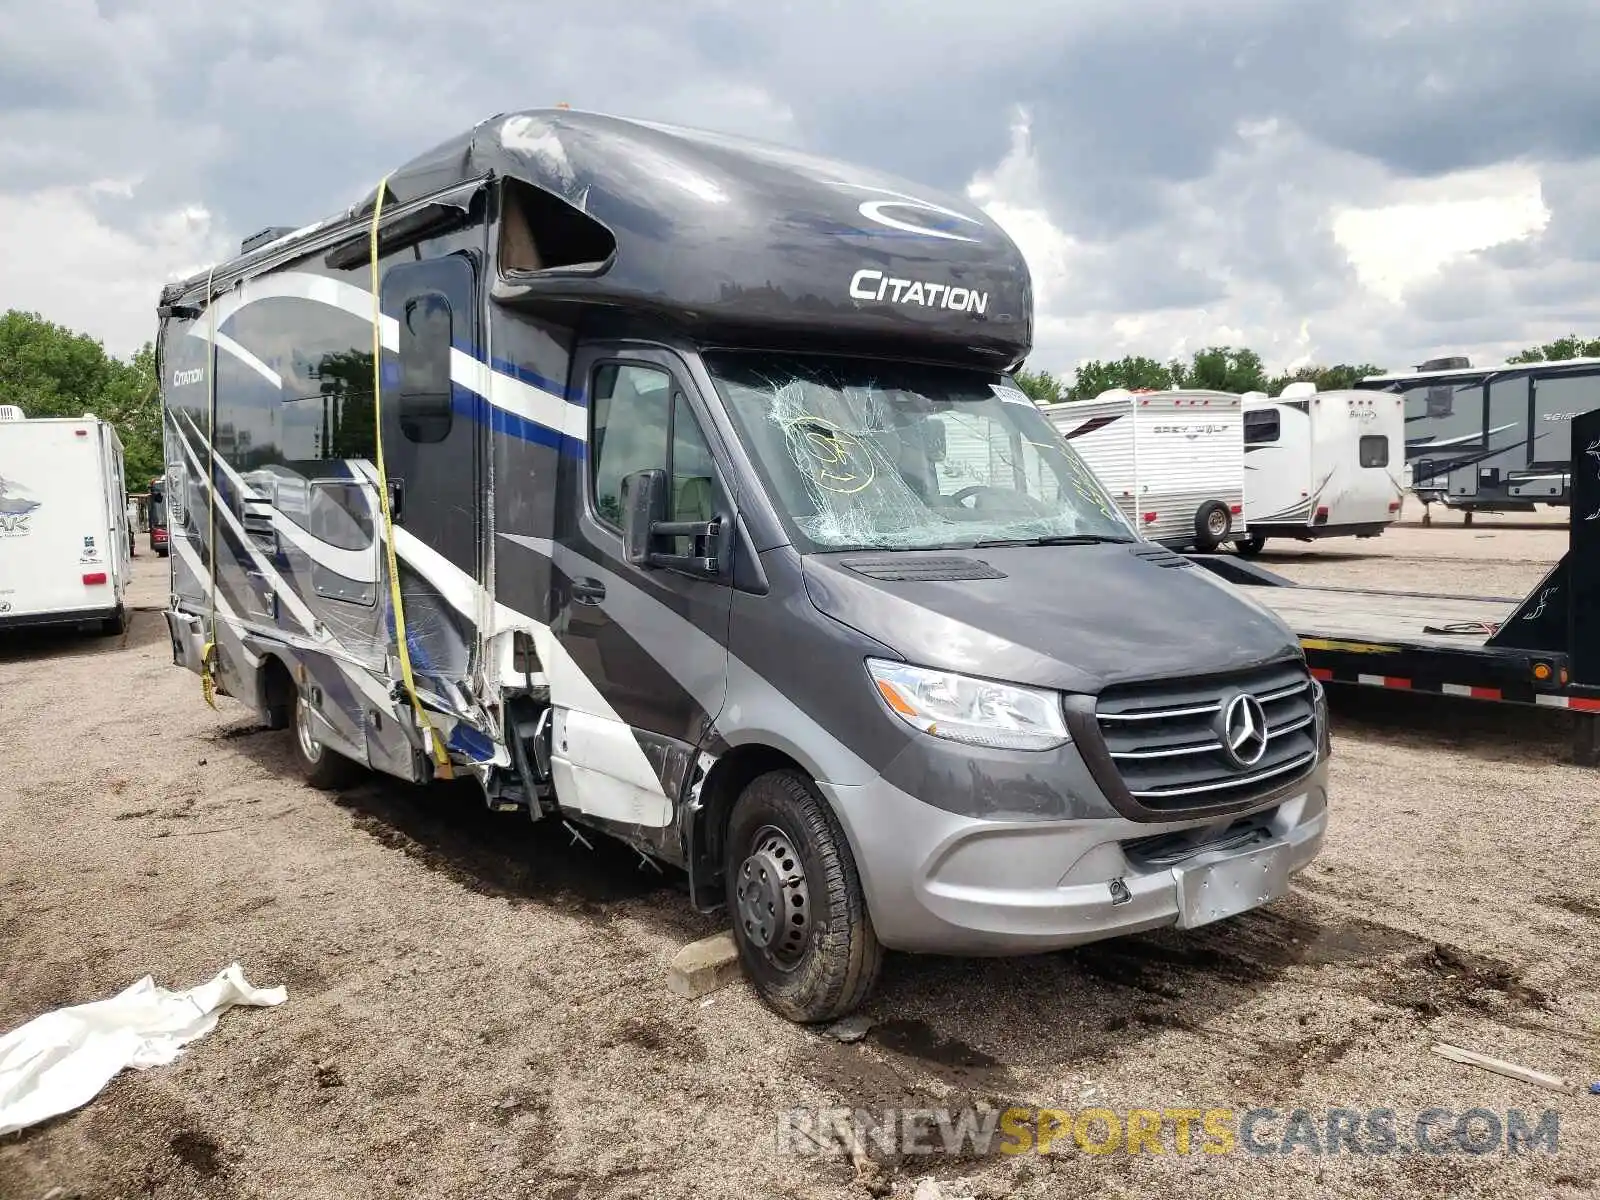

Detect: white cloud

[0,184,231,357]
[1332,164,1551,302]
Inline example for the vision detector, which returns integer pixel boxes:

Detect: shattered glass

[705,353,1132,552]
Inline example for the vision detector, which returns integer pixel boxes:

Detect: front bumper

[819,764,1328,955]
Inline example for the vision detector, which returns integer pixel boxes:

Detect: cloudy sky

[3,0,1597,379]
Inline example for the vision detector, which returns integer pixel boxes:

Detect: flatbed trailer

[1190,408,1600,765]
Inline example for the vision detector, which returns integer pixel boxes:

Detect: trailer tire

[1193,501,1233,551]
[101,608,126,636]
[725,769,883,1023]
[1236,532,1267,557]
[291,687,363,791]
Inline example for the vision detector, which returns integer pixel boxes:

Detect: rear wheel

[101,607,126,636]
[725,769,882,1023]
[291,687,363,790]
[1193,500,1233,551]
[1236,532,1268,557]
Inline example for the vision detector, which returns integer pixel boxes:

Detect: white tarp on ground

[0,963,286,1136]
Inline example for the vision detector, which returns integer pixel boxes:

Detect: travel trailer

[156,108,1329,1022]
[1235,384,1406,555]
[0,406,132,635]
[1355,355,1600,517]
[1040,389,1245,551]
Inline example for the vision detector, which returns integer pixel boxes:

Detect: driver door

[550,345,735,829]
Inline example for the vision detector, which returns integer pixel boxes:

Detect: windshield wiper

[971,534,1136,548]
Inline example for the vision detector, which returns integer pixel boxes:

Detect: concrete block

[667,931,743,999]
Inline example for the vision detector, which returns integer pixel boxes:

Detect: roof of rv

[163,108,1034,366]
[1360,355,1600,384]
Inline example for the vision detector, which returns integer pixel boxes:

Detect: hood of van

[800,543,1302,696]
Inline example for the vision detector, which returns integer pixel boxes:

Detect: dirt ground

[2,519,1597,1200]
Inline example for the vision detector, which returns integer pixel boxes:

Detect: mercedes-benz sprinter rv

[156,109,1330,1022]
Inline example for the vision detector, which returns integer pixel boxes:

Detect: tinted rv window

[1244,409,1279,444]
[308,480,377,606]
[399,293,453,443]
[1359,435,1389,469]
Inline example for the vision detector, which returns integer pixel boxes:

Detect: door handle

[571,578,606,605]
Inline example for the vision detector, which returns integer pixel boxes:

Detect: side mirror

[622,469,669,567]
[620,468,732,579]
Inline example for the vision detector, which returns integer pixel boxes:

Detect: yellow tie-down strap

[368,173,453,780]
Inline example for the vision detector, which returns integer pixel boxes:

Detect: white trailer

[1236,383,1406,555]
[0,407,131,634]
[1040,388,1244,550]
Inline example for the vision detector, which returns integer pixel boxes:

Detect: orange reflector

[875,679,918,717]
[1533,663,1552,681]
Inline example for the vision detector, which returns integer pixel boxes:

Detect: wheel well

[258,654,296,730]
[693,743,809,889]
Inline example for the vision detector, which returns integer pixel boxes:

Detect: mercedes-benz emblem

[1219,693,1269,768]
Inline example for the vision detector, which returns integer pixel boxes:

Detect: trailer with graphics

[1355,355,1600,519]
[1040,389,1245,551]
[0,405,132,635]
[1190,407,1600,764]
[1235,383,1406,555]
[155,109,1333,1022]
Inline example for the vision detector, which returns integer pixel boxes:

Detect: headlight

[865,658,1071,751]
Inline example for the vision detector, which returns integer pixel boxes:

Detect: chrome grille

[1095,660,1319,812]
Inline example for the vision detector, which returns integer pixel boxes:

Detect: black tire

[290,685,363,791]
[1236,532,1267,557]
[725,769,883,1023]
[1193,500,1233,551]
[101,608,127,636]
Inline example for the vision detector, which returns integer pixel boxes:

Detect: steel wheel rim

[1207,509,1229,536]
[735,824,812,971]
[295,697,323,763]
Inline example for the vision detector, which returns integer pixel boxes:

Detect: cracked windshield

[706,352,1134,552]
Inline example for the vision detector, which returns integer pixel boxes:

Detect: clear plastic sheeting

[0,964,286,1137]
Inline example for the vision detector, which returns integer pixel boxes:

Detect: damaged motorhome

[156,108,1330,1022]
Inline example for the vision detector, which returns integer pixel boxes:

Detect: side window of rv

[307,481,377,606]
[399,292,454,443]
[1359,436,1389,469]
[590,363,672,527]
[1244,410,1280,444]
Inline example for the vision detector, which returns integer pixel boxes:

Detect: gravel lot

[2,518,1596,1200]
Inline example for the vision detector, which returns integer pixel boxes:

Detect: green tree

[1266,362,1386,395]
[1011,366,1064,404]
[1185,346,1269,394]
[0,310,163,487]
[1067,355,1181,401]
[1507,334,1600,364]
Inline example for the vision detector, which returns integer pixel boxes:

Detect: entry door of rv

[378,253,484,695]
[550,344,735,829]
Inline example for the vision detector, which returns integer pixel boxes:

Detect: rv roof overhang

[157,109,1036,370]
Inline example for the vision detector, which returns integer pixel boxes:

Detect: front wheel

[291,689,363,791]
[725,769,883,1023]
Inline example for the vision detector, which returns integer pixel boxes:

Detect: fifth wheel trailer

[0,407,131,635]
[156,107,1330,1022]
[1355,355,1600,517]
